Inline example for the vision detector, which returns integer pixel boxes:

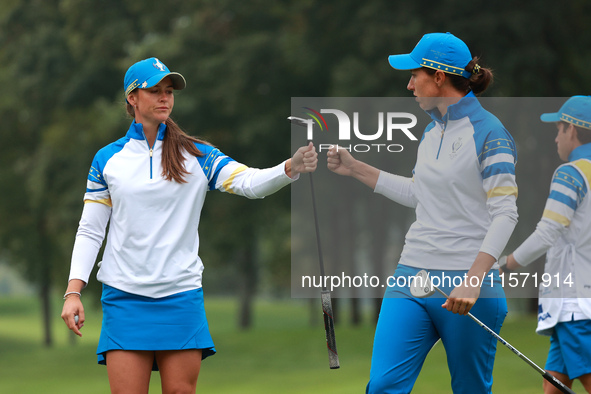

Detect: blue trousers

[366,265,507,394]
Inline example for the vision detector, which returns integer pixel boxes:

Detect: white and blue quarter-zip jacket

[68,120,296,298]
[513,143,591,335]
[375,93,518,270]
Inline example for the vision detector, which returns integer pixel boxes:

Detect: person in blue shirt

[327,33,518,393]
[503,96,591,393]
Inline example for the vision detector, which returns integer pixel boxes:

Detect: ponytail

[425,56,493,95]
[463,57,493,95]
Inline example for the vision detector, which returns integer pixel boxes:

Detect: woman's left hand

[290,142,318,176]
[443,281,481,315]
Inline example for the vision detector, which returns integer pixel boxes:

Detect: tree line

[0,0,590,346]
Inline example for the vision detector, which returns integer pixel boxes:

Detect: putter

[289,116,339,369]
[410,270,576,394]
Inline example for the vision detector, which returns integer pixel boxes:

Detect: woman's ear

[434,70,446,88]
[127,93,136,107]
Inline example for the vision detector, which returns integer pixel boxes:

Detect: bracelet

[63,291,81,300]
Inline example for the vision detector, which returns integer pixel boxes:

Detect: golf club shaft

[289,116,339,369]
[308,169,326,280]
[306,141,339,369]
[433,287,575,394]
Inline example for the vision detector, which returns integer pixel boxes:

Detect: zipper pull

[150,148,153,157]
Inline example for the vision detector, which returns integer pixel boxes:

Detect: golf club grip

[321,290,340,369]
[542,372,577,394]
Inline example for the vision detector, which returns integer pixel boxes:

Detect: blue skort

[97,284,216,370]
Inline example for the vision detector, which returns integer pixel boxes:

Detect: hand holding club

[443,281,480,315]
[291,142,318,176]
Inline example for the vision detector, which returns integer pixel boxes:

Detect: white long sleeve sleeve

[373,171,418,208]
[513,163,582,266]
[68,202,111,284]
[215,160,297,198]
[479,214,518,260]
[513,218,566,266]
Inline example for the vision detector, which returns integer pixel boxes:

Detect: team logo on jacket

[538,304,551,321]
[449,137,463,159]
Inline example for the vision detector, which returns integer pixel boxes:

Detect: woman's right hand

[327,145,356,176]
[61,281,86,337]
[61,295,85,337]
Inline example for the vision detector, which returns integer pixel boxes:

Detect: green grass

[0,296,586,393]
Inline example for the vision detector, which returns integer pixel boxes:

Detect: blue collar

[568,142,591,162]
[127,120,167,141]
[426,91,481,123]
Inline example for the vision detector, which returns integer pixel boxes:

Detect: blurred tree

[2,0,591,346]
[0,0,140,345]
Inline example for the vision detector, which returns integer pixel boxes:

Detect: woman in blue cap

[503,96,591,393]
[60,57,317,393]
[327,32,518,393]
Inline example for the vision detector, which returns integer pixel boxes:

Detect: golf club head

[287,116,314,141]
[287,116,309,128]
[410,270,436,298]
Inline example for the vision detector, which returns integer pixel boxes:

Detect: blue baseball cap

[124,57,186,96]
[540,96,591,130]
[388,32,473,78]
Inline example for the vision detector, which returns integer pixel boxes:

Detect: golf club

[288,115,339,370]
[410,270,576,394]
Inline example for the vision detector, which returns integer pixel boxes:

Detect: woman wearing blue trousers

[327,32,518,393]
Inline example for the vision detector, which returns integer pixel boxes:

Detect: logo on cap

[153,59,166,72]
